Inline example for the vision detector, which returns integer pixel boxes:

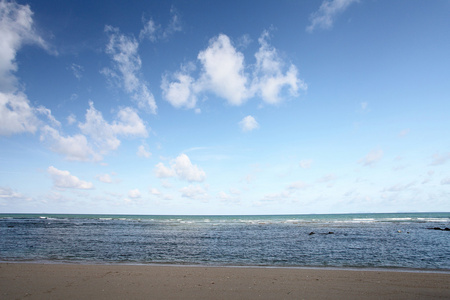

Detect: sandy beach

[0,263,449,299]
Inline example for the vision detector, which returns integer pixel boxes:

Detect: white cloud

[299,159,313,169]
[128,188,141,198]
[139,6,182,42]
[47,166,94,190]
[137,144,151,158]
[36,106,60,128]
[0,1,54,136]
[41,102,147,161]
[0,0,50,92]
[103,26,157,113]
[430,152,450,166]
[358,149,383,166]
[180,185,208,200]
[155,162,176,178]
[0,186,31,201]
[441,178,450,185]
[383,182,416,192]
[149,188,161,195]
[154,154,206,182]
[111,106,148,136]
[306,0,359,33]
[97,174,113,183]
[217,191,240,204]
[252,31,305,104]
[40,125,98,161]
[162,31,305,110]
[70,63,83,80]
[67,114,76,125]
[288,180,308,190]
[0,91,39,135]
[261,190,292,203]
[317,173,337,183]
[78,101,148,155]
[239,115,259,132]
[197,34,249,105]
[173,154,206,182]
[139,19,159,42]
[161,63,198,109]
[164,6,182,38]
[149,187,173,201]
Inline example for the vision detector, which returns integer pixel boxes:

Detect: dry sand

[0,263,449,299]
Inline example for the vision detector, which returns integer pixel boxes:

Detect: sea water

[0,213,449,270]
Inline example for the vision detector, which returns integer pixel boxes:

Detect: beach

[1,263,449,299]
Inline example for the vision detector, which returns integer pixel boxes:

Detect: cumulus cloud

[180,185,208,200]
[252,31,304,104]
[41,102,147,161]
[197,34,250,105]
[358,149,383,166]
[67,114,76,125]
[137,144,151,158]
[173,154,206,182]
[149,187,173,201]
[0,0,50,91]
[0,186,31,201]
[0,0,55,136]
[162,31,306,110]
[78,101,148,155]
[103,26,157,113]
[239,115,259,132]
[40,125,98,161]
[128,188,141,198]
[217,191,240,203]
[97,174,113,183]
[161,63,198,109]
[288,180,308,190]
[155,162,176,178]
[47,166,94,190]
[149,187,161,196]
[306,0,359,33]
[0,91,40,135]
[154,154,206,182]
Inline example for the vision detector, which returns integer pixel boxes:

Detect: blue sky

[1,0,449,215]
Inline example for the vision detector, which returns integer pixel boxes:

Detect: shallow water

[1,213,449,270]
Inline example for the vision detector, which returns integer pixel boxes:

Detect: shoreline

[2,260,450,274]
[1,263,449,299]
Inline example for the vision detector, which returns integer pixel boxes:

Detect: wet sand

[0,263,449,299]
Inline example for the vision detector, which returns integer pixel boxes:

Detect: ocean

[1,213,449,270]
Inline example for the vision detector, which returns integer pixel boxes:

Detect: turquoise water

[1,213,449,270]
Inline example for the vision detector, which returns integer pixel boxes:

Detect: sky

[1,0,449,215]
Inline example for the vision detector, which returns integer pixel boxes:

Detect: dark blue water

[1,213,449,270]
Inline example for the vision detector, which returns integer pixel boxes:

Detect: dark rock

[428,227,450,231]
[308,232,315,235]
